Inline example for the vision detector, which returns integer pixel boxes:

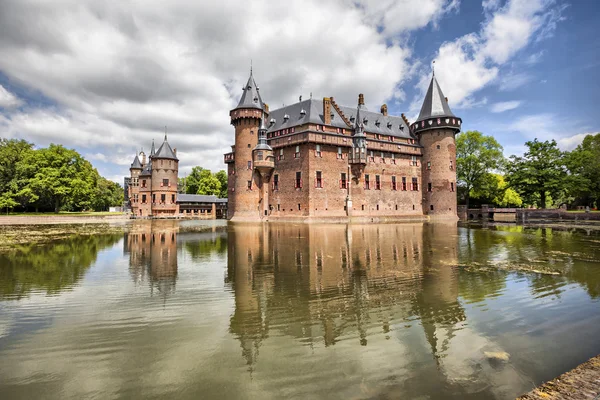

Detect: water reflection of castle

[226,223,465,367]
[124,221,179,297]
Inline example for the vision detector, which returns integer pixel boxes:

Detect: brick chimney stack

[323,97,331,125]
[358,93,365,106]
[380,104,388,116]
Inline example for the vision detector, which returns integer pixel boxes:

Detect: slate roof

[130,154,142,169]
[265,98,413,139]
[177,194,227,203]
[416,75,455,122]
[233,71,265,111]
[154,135,178,160]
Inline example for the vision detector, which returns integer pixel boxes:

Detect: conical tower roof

[254,114,272,151]
[234,69,264,111]
[411,73,461,135]
[130,153,142,169]
[150,139,156,156]
[416,74,455,122]
[154,134,178,160]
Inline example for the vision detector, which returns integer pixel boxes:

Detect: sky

[0,0,598,183]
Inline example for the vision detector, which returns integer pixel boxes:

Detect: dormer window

[350,116,355,123]
[330,112,334,120]
[269,118,276,126]
[387,122,392,129]
[253,96,258,103]
[375,120,380,127]
[363,118,368,125]
[400,126,404,131]
[300,109,306,116]
[284,114,290,121]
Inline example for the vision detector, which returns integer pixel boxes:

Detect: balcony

[348,150,367,165]
[224,152,235,163]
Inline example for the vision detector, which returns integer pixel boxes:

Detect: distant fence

[458,205,600,223]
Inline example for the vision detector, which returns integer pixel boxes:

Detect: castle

[127,136,180,218]
[224,70,461,222]
[126,136,228,218]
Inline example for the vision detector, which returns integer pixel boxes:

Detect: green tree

[456,131,505,209]
[197,169,221,196]
[183,166,204,195]
[471,174,522,207]
[507,139,566,208]
[92,177,124,211]
[565,133,600,208]
[18,144,97,212]
[215,170,228,198]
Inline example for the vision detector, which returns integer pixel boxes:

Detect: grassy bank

[4,211,125,217]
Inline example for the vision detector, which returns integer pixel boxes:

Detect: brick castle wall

[419,129,457,218]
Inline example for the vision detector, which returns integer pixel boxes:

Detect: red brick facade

[226,73,460,222]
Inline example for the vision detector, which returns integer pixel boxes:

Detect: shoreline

[517,354,600,399]
[0,214,131,225]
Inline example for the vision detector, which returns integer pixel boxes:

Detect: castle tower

[138,141,154,218]
[151,134,179,216]
[411,73,461,219]
[252,114,274,218]
[228,69,267,220]
[129,152,143,214]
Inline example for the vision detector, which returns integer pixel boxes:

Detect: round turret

[412,73,460,219]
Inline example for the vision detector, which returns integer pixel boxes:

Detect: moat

[0,221,599,399]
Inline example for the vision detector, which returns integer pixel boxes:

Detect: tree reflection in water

[0,234,122,299]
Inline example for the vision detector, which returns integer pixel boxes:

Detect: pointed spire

[234,68,264,111]
[254,112,272,151]
[130,153,142,169]
[416,73,455,122]
[164,126,167,142]
[150,139,156,156]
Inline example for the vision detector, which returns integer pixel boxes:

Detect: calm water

[0,221,599,399]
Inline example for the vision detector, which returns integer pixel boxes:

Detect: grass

[4,211,125,217]
[566,210,600,213]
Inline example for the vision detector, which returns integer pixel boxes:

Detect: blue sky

[0,0,598,183]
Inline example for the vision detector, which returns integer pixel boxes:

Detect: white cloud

[413,0,564,110]
[508,113,594,152]
[490,100,521,113]
[0,84,22,108]
[497,72,533,91]
[558,133,594,151]
[0,0,462,178]
[353,0,460,37]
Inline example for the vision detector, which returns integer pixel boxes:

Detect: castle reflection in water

[123,221,465,367]
[123,220,179,297]
[226,223,464,367]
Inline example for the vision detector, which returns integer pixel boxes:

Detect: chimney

[358,93,365,106]
[141,152,146,166]
[380,104,388,116]
[323,97,331,125]
[401,113,410,126]
[264,103,269,113]
[173,148,177,156]
[445,97,448,104]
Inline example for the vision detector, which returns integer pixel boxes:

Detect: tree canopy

[456,131,504,209]
[180,167,227,197]
[506,139,566,208]
[0,138,123,213]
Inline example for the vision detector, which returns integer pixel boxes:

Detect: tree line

[457,131,600,209]
[179,166,228,198]
[0,138,124,213]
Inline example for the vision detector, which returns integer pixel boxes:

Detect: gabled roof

[176,194,227,203]
[234,70,264,111]
[265,98,413,139]
[416,75,455,122]
[130,154,142,169]
[154,135,178,160]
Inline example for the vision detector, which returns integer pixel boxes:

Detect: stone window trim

[340,173,348,189]
[315,144,322,158]
[411,177,419,191]
[295,172,303,189]
[315,171,323,188]
[247,180,253,191]
[391,176,397,191]
[375,175,381,190]
[272,174,279,191]
[364,174,370,190]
